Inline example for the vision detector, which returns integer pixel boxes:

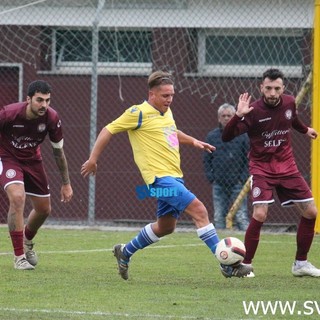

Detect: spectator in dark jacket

[203,103,249,230]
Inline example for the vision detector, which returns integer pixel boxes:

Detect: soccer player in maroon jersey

[222,68,319,277]
[0,80,73,270]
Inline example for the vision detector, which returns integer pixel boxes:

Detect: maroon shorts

[251,173,313,207]
[0,157,50,196]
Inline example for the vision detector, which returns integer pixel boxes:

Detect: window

[104,0,188,9]
[53,29,152,75]
[197,29,305,77]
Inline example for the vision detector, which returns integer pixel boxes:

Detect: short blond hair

[148,71,174,89]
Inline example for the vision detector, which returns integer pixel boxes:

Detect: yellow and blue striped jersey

[106,101,183,184]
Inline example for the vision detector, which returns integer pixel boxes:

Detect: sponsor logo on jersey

[262,129,289,139]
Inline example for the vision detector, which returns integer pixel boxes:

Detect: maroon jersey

[0,102,63,161]
[222,94,308,177]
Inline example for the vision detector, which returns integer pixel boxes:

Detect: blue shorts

[151,176,196,219]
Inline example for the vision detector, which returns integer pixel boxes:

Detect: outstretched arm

[177,130,216,153]
[81,127,113,177]
[52,147,73,203]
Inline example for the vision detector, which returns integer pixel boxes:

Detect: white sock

[14,254,25,260]
[145,223,160,242]
[295,260,307,268]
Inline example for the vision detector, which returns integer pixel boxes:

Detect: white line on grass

[0,243,202,256]
[0,239,297,256]
[0,307,233,320]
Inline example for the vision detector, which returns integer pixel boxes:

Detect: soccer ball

[215,237,246,266]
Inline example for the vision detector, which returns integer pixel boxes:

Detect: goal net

[0,0,315,229]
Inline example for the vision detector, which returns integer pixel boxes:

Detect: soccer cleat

[14,256,35,270]
[245,271,255,278]
[292,261,320,277]
[243,264,255,278]
[220,262,253,278]
[113,244,130,280]
[24,239,38,266]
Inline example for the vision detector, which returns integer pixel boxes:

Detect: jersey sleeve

[221,114,249,142]
[292,114,308,134]
[0,107,6,130]
[283,96,308,134]
[106,106,142,134]
[47,108,64,144]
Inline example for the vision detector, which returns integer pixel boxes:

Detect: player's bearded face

[28,93,51,118]
[260,78,284,106]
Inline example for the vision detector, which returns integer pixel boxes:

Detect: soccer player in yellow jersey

[81,70,253,280]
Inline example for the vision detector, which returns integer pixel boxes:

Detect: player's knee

[8,193,26,211]
[252,204,268,222]
[299,200,317,219]
[43,206,51,217]
[155,225,175,237]
[153,219,176,237]
[253,214,267,223]
[164,225,175,235]
[185,198,210,225]
[304,207,317,220]
[36,205,51,218]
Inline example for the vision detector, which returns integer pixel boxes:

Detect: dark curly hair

[27,80,51,98]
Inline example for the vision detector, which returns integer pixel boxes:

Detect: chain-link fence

[0,0,315,231]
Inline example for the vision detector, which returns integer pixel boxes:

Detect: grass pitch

[0,226,319,320]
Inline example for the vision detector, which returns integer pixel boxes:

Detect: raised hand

[236,93,253,117]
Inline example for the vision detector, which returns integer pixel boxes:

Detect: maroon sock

[243,218,264,264]
[10,230,24,256]
[296,216,315,261]
[24,225,37,241]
